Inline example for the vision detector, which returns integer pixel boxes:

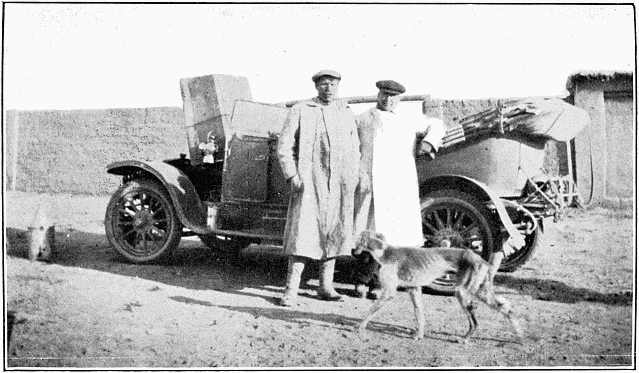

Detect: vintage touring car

[104,74,587,293]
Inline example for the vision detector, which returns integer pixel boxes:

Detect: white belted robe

[355,107,446,247]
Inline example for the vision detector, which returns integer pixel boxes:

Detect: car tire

[420,189,498,295]
[105,179,182,263]
[499,223,543,272]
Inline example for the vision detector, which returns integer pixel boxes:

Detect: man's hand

[417,141,436,159]
[358,172,371,194]
[289,174,304,192]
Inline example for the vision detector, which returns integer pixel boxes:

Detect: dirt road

[4,191,635,368]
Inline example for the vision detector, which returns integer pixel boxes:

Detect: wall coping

[566,70,633,92]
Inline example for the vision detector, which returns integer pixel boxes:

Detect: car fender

[107,160,209,234]
[420,174,526,250]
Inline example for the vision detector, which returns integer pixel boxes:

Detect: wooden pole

[278,94,432,108]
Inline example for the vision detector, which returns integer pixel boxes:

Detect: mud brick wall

[426,98,569,176]
[5,108,188,195]
[5,97,570,196]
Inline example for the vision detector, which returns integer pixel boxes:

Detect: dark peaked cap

[312,70,342,83]
[376,80,406,95]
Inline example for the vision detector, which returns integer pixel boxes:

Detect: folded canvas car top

[503,98,590,141]
[442,98,590,149]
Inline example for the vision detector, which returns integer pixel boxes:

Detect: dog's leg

[488,250,504,283]
[467,263,489,294]
[408,287,426,340]
[483,293,524,344]
[496,296,524,344]
[455,286,477,344]
[475,282,524,344]
[357,288,396,335]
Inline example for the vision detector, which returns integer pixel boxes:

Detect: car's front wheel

[105,179,182,263]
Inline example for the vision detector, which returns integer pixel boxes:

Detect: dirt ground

[4,191,635,368]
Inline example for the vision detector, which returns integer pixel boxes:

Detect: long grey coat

[277,98,360,260]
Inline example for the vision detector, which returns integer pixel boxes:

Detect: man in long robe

[352,80,446,298]
[276,70,361,307]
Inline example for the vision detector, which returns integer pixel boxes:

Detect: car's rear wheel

[499,222,543,272]
[420,189,498,294]
[105,179,182,263]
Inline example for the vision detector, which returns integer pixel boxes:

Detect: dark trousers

[351,250,380,288]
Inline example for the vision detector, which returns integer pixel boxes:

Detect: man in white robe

[352,80,446,298]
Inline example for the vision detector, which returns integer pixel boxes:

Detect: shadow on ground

[494,274,632,306]
[5,227,356,302]
[214,305,460,342]
[6,227,631,307]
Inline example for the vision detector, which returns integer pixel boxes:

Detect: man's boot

[354,284,367,298]
[278,256,305,307]
[317,258,343,301]
[367,287,382,300]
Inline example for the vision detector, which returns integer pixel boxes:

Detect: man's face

[376,90,401,112]
[315,77,340,102]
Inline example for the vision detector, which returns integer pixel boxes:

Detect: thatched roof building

[566,70,633,92]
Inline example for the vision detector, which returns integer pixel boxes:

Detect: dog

[27,207,55,261]
[353,230,523,344]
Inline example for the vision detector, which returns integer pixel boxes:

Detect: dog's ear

[368,232,387,252]
[359,230,374,243]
